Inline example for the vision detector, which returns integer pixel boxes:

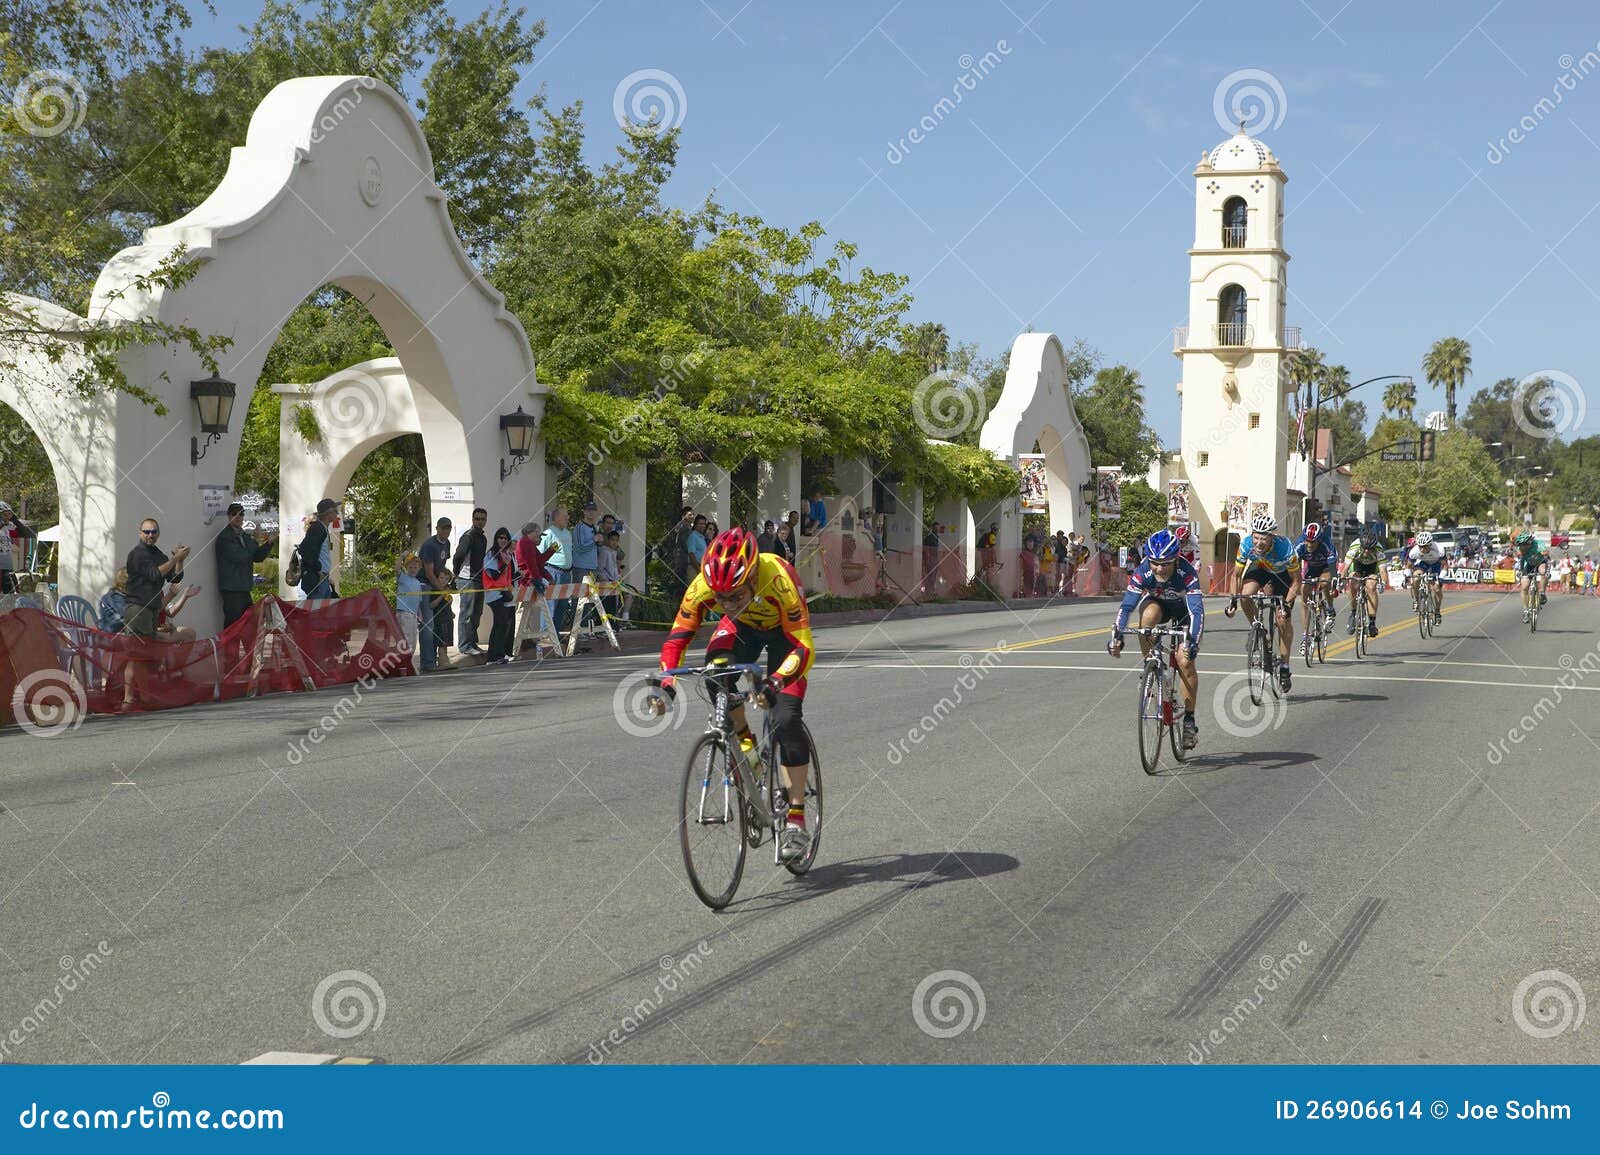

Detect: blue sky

[198,1,1600,444]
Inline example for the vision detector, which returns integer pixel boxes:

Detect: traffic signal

[1419,429,1436,461]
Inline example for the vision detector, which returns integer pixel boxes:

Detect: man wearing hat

[296,498,340,599]
[216,501,276,627]
[568,500,602,652]
[0,501,35,595]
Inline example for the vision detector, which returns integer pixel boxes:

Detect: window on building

[1248,412,1260,429]
[1198,451,1210,467]
[1222,196,1247,248]
[1217,284,1248,345]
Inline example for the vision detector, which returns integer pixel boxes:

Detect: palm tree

[1286,346,1325,407]
[1383,378,1417,422]
[909,322,949,375]
[1320,363,1351,403]
[1423,336,1472,425]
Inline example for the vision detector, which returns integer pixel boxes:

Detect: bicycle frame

[663,662,776,827]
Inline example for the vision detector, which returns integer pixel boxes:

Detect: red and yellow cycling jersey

[660,553,815,683]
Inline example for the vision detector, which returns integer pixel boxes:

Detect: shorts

[1303,562,1331,582]
[123,603,159,639]
[1140,596,1192,630]
[1413,562,1443,578]
[1239,567,1293,598]
[1347,562,1379,580]
[704,617,810,765]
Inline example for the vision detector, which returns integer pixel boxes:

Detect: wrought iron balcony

[1174,324,1301,352]
[1221,225,1248,248]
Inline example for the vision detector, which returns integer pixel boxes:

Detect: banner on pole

[1166,480,1190,525]
[1018,454,1048,512]
[1225,495,1249,533]
[1096,467,1122,520]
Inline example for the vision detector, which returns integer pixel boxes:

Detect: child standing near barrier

[396,553,429,672]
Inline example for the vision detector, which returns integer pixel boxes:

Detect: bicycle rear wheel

[777,721,824,875]
[1138,666,1164,775]
[679,734,748,910]
[1314,614,1327,664]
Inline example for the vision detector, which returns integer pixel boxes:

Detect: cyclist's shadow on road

[1155,748,1317,776]
[734,850,1020,912]
[1289,691,1388,705]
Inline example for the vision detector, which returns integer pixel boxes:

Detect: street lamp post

[1302,372,1413,528]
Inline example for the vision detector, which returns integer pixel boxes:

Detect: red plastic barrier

[3,591,411,730]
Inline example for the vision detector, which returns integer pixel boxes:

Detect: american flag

[1295,402,1307,457]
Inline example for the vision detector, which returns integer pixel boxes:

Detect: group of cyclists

[1101,513,1559,752]
[643,516,1561,841]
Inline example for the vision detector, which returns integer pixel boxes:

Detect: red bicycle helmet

[1304,521,1323,542]
[702,527,759,593]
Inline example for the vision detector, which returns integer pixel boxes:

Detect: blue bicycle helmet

[1144,528,1180,561]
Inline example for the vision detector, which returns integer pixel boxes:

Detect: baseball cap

[316,498,338,514]
[583,500,598,511]
[0,501,12,512]
[227,501,245,516]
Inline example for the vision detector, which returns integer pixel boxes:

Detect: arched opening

[1222,196,1248,248]
[1217,284,1249,345]
[0,400,61,595]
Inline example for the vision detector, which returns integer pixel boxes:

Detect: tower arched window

[1217,284,1249,345]
[1222,197,1247,248]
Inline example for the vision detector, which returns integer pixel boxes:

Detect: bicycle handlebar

[653,662,766,682]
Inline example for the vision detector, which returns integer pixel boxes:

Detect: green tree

[1422,336,1472,425]
[1077,364,1161,473]
[1353,419,1498,527]
[1092,479,1166,548]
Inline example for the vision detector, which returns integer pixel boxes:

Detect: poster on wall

[1166,480,1190,525]
[1018,454,1049,512]
[1096,467,1122,520]
[1250,501,1269,529]
[1225,495,1249,533]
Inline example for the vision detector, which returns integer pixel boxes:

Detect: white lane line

[837,661,1600,693]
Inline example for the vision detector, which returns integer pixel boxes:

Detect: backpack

[285,551,301,587]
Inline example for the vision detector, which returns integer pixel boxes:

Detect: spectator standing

[687,515,709,572]
[1053,531,1073,595]
[395,553,428,670]
[296,499,340,599]
[597,529,622,623]
[418,517,454,672]
[804,490,828,535]
[452,507,489,655]
[481,526,517,664]
[572,501,600,583]
[0,501,35,594]
[774,521,795,563]
[215,501,275,627]
[786,509,801,540]
[758,520,778,554]
[122,519,189,709]
[514,520,557,656]
[540,507,574,634]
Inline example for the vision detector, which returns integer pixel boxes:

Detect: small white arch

[979,333,1094,539]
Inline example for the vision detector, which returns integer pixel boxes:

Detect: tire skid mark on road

[1283,897,1385,1027]
[1171,891,1301,1020]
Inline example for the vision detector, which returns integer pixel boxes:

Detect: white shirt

[1408,544,1444,566]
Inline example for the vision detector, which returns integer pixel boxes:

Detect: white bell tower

[1173,128,1299,557]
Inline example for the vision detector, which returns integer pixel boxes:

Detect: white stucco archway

[26,74,551,633]
[979,332,1094,542]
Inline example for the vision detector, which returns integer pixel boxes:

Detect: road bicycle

[653,661,823,910]
[1236,593,1289,705]
[1348,576,1379,659]
[1522,571,1547,633]
[1301,578,1336,667]
[1134,624,1192,775]
[1411,573,1439,639]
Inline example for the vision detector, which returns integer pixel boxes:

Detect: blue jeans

[547,566,572,633]
[417,610,437,670]
[457,584,483,649]
[304,578,335,599]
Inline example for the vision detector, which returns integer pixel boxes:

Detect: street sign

[1380,449,1417,461]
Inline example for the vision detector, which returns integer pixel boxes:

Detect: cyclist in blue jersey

[1294,519,1338,649]
[1227,512,1302,692]
[1108,529,1206,750]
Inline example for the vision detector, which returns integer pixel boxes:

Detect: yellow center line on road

[986,626,1111,652]
[1322,595,1496,659]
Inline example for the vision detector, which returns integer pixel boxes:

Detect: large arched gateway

[19,76,544,634]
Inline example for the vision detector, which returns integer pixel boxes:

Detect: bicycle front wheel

[1138,666,1164,775]
[679,734,748,910]
[778,721,824,875]
[1265,612,1283,699]
[1246,627,1265,707]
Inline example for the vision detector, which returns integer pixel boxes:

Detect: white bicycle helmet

[1250,512,1278,535]
[1416,531,1433,547]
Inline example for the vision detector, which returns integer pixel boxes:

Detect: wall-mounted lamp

[190,373,237,467]
[499,406,538,481]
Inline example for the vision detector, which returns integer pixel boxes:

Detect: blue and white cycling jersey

[1113,557,1205,647]
[1407,543,1445,575]
[1295,534,1337,574]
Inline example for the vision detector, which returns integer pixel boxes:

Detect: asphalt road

[2,589,1598,1065]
